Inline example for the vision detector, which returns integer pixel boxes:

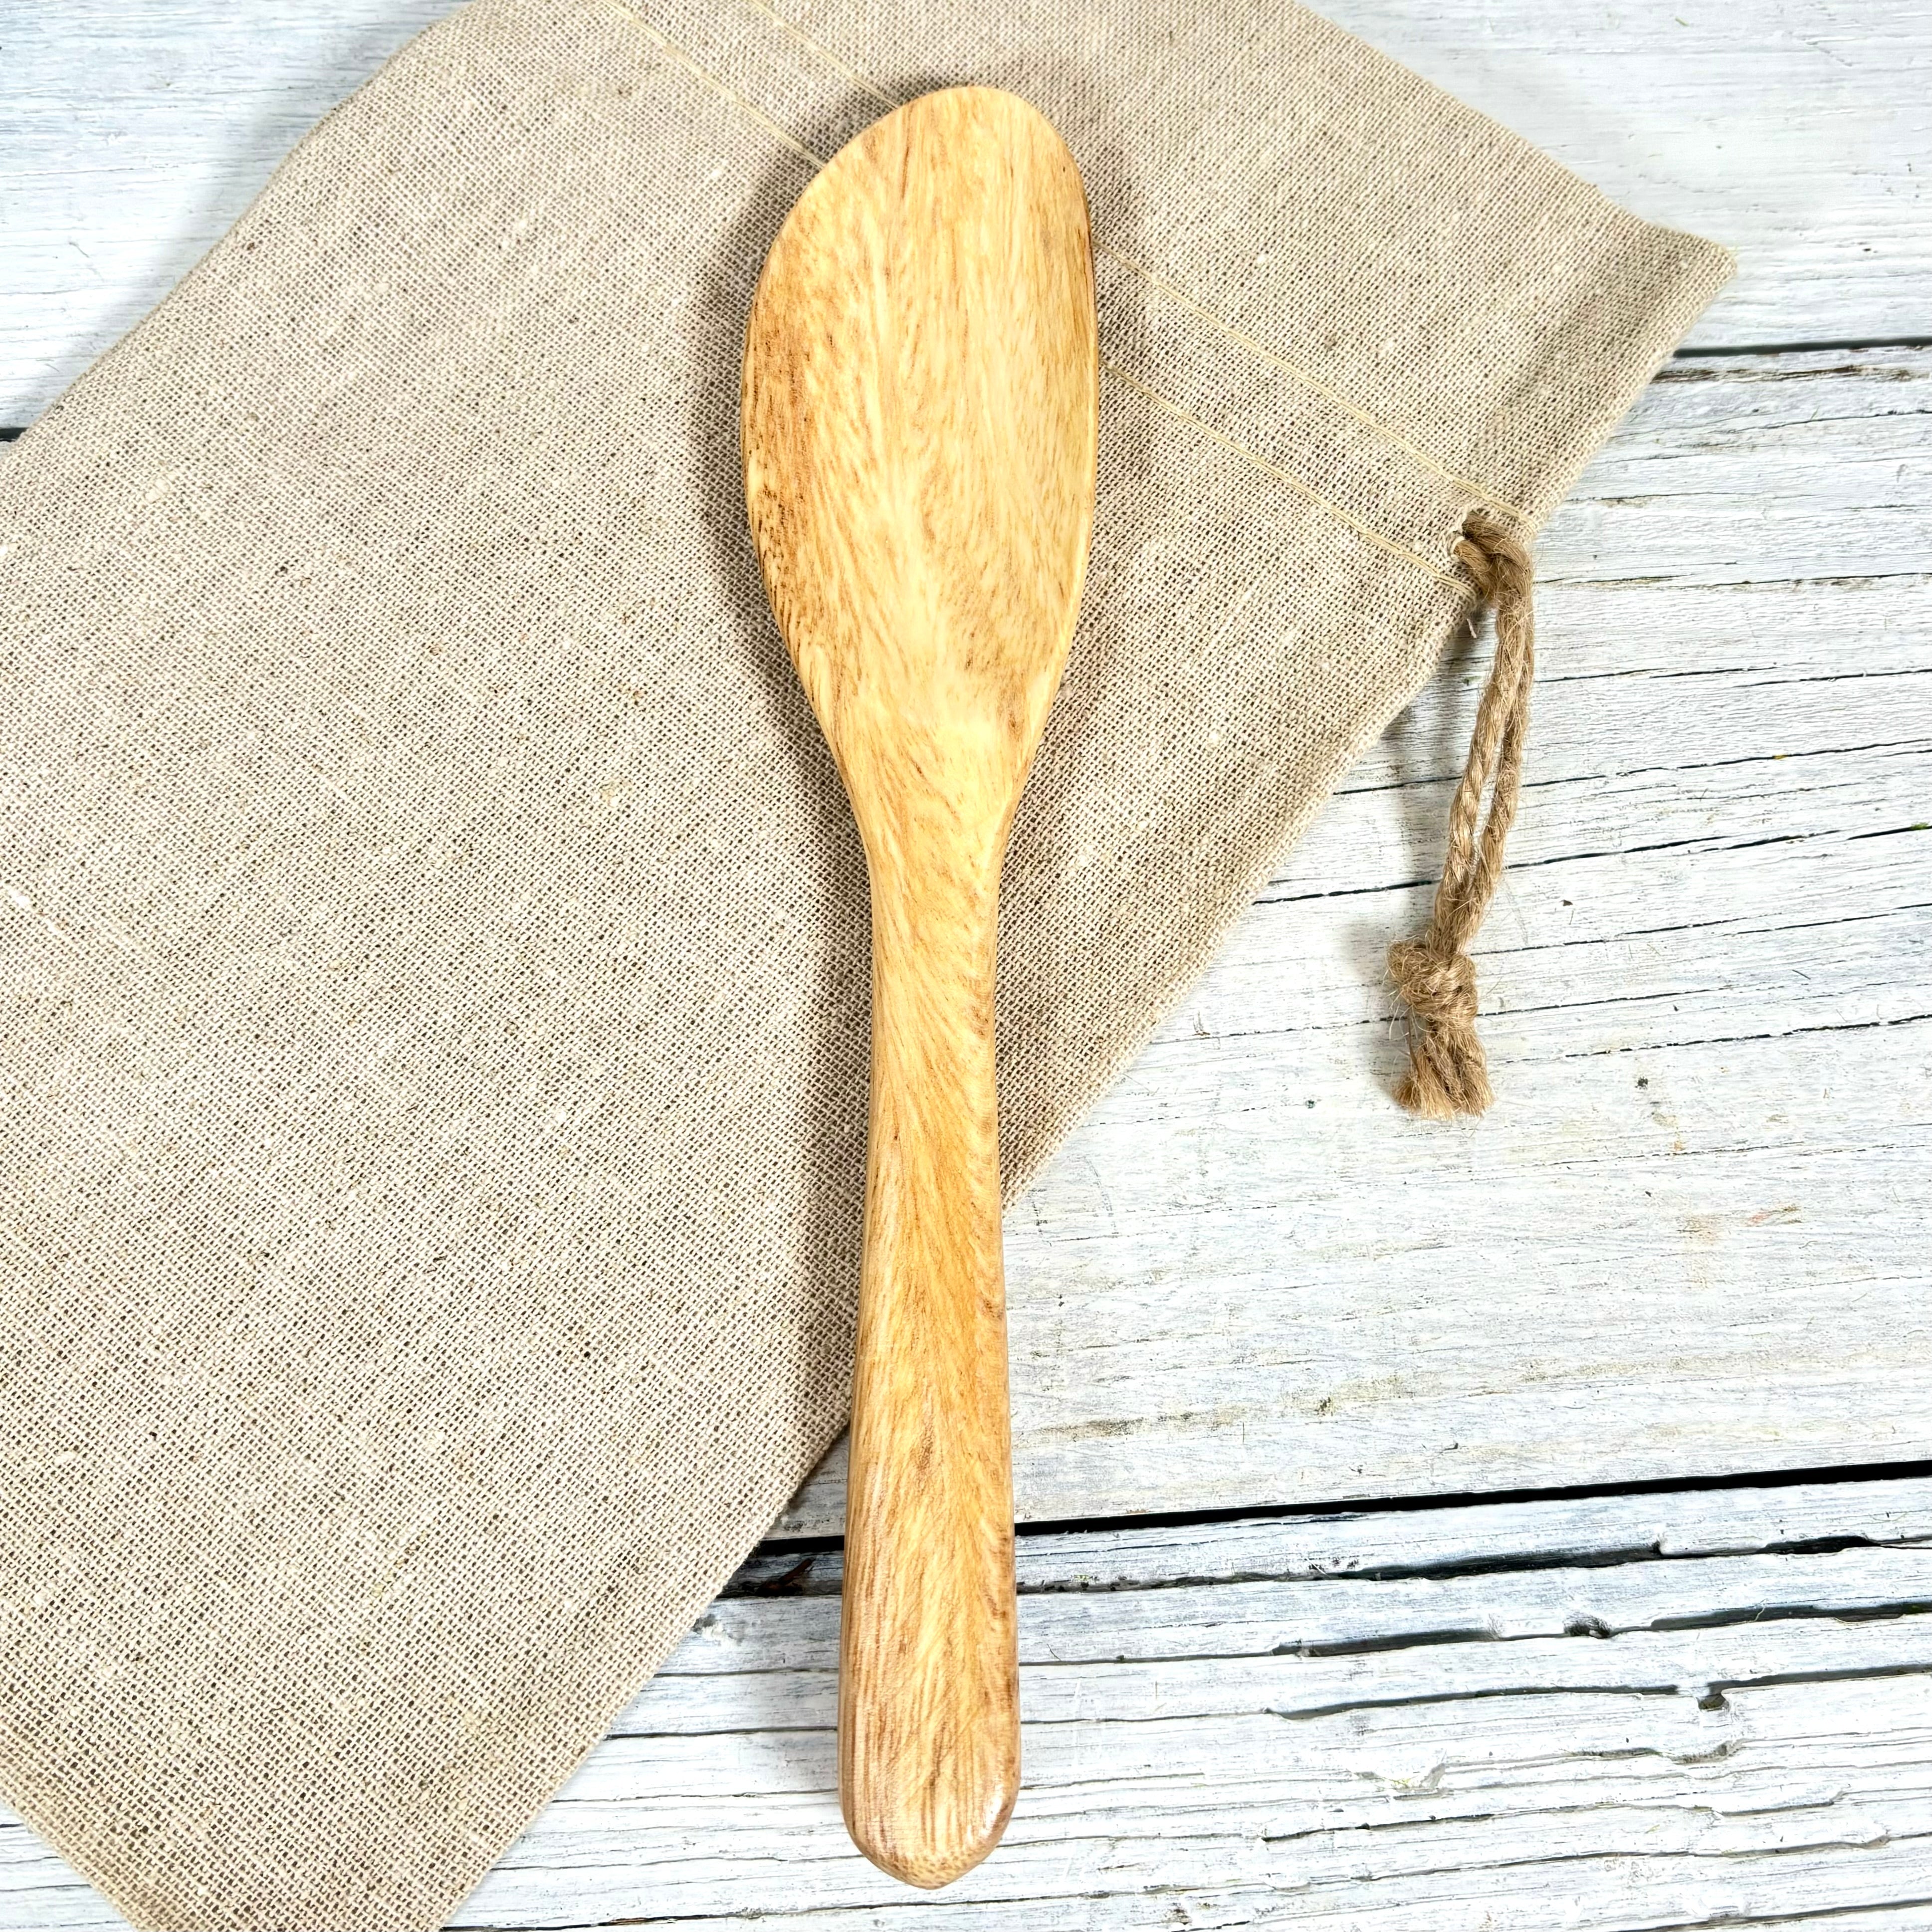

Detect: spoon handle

[839,839,1019,1889]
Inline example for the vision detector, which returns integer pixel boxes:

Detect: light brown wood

[741,88,1097,1888]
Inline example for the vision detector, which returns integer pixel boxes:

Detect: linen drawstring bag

[0,0,1731,1924]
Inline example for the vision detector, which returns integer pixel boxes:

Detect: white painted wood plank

[447,1528,1932,1927]
[1324,0,1932,354]
[9,1477,1932,1928]
[0,1,453,426]
[0,0,1927,424]
[779,350,1931,1535]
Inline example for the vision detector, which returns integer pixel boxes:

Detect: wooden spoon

[741,87,1098,1887]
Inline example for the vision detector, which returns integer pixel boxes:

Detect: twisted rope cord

[1388,510,1537,1119]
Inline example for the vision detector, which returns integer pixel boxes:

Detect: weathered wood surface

[398,1476,1932,1928]
[11,1476,1932,1928]
[781,342,1932,1533]
[1,0,1929,426]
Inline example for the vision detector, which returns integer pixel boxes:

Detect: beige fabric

[0,1,1730,1925]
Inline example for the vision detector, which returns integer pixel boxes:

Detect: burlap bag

[0,1,1729,1924]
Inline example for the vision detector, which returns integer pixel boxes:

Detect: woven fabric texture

[0,1,1730,1924]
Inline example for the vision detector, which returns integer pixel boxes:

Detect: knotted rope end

[1386,509,1536,1123]
[1387,937,1493,1120]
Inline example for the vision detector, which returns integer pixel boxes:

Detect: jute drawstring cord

[1388,509,1536,1120]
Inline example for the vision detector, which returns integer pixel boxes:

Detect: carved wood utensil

[741,87,1098,1887]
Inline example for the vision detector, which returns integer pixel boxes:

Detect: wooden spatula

[741,87,1098,1887]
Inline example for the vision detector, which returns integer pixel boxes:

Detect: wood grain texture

[459,1475,1932,1928]
[742,86,1098,1887]
[15,1475,1928,1930]
[776,344,1932,1538]
[0,0,1927,427]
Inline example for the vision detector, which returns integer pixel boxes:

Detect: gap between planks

[453,1474,1932,1929]
[7,1474,1932,1930]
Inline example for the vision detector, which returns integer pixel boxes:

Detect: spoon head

[742,87,1098,851]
